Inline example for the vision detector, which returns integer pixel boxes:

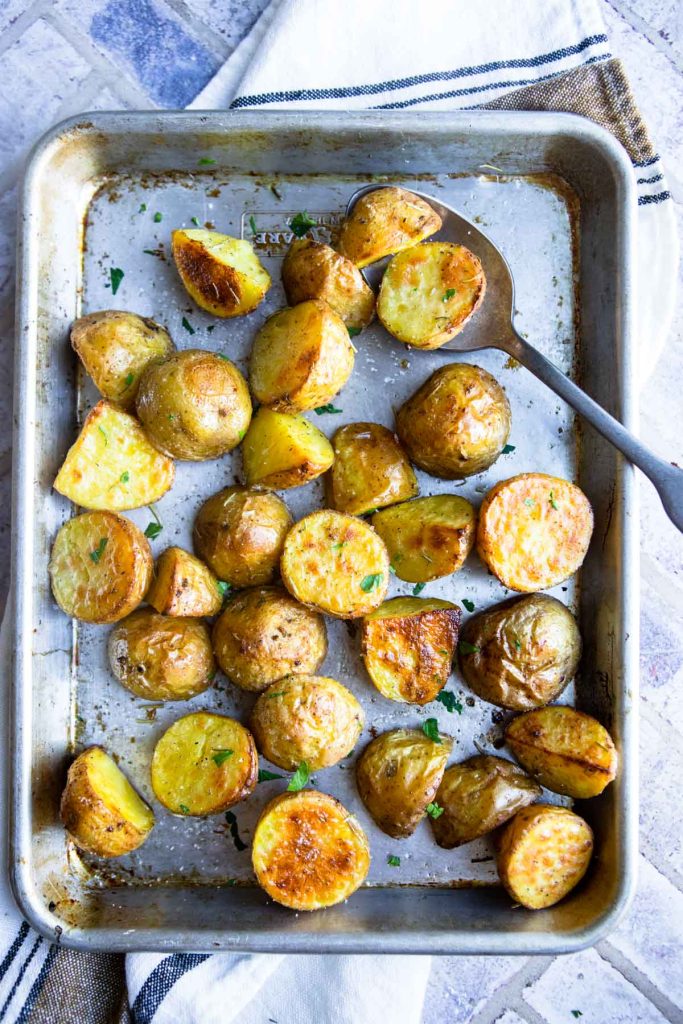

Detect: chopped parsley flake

[436,691,463,714]
[191,216,200,226]
[570,1013,583,1020]
[109,267,124,295]
[153,212,162,223]
[181,316,195,334]
[314,404,342,414]
[249,215,257,235]
[119,471,130,484]
[502,444,516,454]
[123,372,135,388]
[290,211,316,237]
[422,718,442,744]
[287,761,310,792]
[216,581,231,597]
[332,541,347,551]
[144,521,163,540]
[212,749,234,766]
[549,490,559,510]
[258,768,285,782]
[267,691,285,700]
[89,537,108,563]
[178,804,190,815]
[513,637,522,651]
[138,203,147,213]
[387,855,401,867]
[412,582,425,596]
[348,326,361,337]
[98,426,108,445]
[459,640,480,655]
[462,598,475,612]
[198,157,215,165]
[426,802,444,819]
[442,288,456,302]
[360,573,383,592]
[524,498,535,507]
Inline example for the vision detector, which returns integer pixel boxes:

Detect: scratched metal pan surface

[10,111,638,954]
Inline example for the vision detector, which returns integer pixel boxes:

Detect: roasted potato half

[505,705,618,798]
[252,790,370,910]
[193,486,292,587]
[60,746,154,857]
[249,300,354,413]
[325,422,418,516]
[241,407,334,490]
[282,238,375,330]
[378,242,486,350]
[430,755,541,849]
[146,546,223,617]
[54,400,175,511]
[172,229,270,317]
[477,474,594,591]
[361,596,460,704]
[337,187,441,268]
[459,594,581,710]
[49,511,153,624]
[281,509,389,618]
[371,494,475,583]
[250,675,363,770]
[108,608,215,701]
[151,712,258,816]
[395,363,511,479]
[136,349,251,461]
[356,728,452,838]
[212,586,327,692]
[497,804,593,909]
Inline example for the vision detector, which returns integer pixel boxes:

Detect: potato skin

[361,596,460,704]
[281,509,389,618]
[325,422,418,516]
[282,238,375,329]
[108,608,215,701]
[430,756,541,849]
[476,474,594,591]
[193,486,292,587]
[395,363,511,478]
[172,229,270,317]
[71,310,175,410]
[371,494,475,583]
[505,705,618,798]
[337,187,442,268]
[251,675,363,770]
[136,349,252,460]
[356,728,452,838]
[497,804,593,909]
[212,586,327,692]
[146,546,223,617]
[49,511,153,624]
[252,791,370,910]
[242,407,334,490]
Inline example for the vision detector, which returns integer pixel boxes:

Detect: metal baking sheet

[10,111,638,954]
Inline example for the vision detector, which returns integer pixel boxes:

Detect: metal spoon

[347,184,682,533]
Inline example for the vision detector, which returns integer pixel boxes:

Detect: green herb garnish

[314,404,342,415]
[332,541,347,551]
[207,325,215,332]
[225,810,247,850]
[290,211,317,237]
[178,804,190,815]
[98,426,108,445]
[287,761,310,792]
[181,316,195,334]
[426,802,444,819]
[513,637,522,651]
[110,267,124,295]
[442,288,456,302]
[212,749,234,766]
[138,203,147,213]
[524,498,535,507]
[143,249,158,256]
[387,855,401,867]
[153,212,162,223]
[422,718,442,744]
[120,471,130,484]
[267,691,285,700]
[360,573,383,592]
[123,372,135,389]
[436,691,463,714]
[258,769,285,782]
[191,216,200,226]
[348,326,361,337]
[570,1013,583,1020]
[502,444,516,454]
[217,581,231,597]
[412,582,425,596]
[459,640,480,655]
[249,215,258,235]
[144,521,163,540]
[462,599,475,612]
[198,157,216,165]
[549,490,559,510]
[89,538,108,563]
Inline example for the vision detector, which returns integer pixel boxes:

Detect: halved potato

[108,608,215,701]
[505,705,618,798]
[60,746,154,857]
[252,790,370,910]
[49,511,153,624]
[395,363,511,478]
[337,187,441,268]
[371,495,476,583]
[325,422,418,516]
[430,755,541,849]
[212,586,327,692]
[71,310,175,410]
[249,300,354,413]
[497,804,593,909]
[356,728,452,838]
[146,546,223,617]
[151,712,258,815]
[242,407,334,490]
[378,242,486,350]
[53,400,175,511]
[281,509,389,618]
[477,474,594,591]
[361,596,460,704]
[172,229,270,317]
[281,238,375,329]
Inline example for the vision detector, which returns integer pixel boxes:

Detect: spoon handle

[506,331,683,533]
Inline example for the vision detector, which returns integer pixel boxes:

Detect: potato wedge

[60,746,154,857]
[172,228,270,317]
[49,511,153,624]
[212,586,327,692]
[395,363,511,478]
[71,310,175,410]
[325,422,418,516]
[281,238,375,329]
[249,300,354,413]
[430,755,541,849]
[356,727,452,838]
[252,790,370,910]
[108,608,215,701]
[146,546,223,617]
[371,494,475,583]
[497,804,593,909]
[281,509,389,618]
[337,187,441,268]
[241,407,334,490]
[378,242,486,350]
[505,705,618,798]
[53,400,175,511]
[361,596,460,704]
[151,712,258,815]
[476,474,594,591]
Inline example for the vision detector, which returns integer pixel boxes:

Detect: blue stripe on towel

[132,954,212,1024]
[0,936,43,1021]
[0,924,29,983]
[15,946,58,1024]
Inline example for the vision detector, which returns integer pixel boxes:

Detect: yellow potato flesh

[372,494,476,583]
[146,546,223,617]
[172,229,270,317]
[241,407,334,490]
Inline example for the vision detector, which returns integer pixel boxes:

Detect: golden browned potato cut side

[241,407,334,490]
[337,187,442,268]
[371,494,476,583]
[282,238,375,329]
[325,422,418,516]
[146,546,224,617]
[172,229,270,317]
